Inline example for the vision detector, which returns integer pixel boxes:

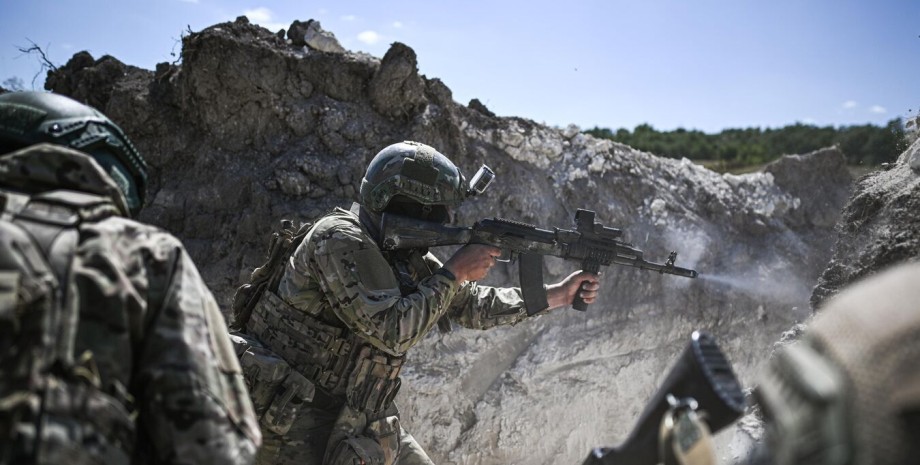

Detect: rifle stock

[583,331,745,465]
[379,215,474,250]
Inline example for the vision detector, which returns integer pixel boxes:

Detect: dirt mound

[812,137,920,309]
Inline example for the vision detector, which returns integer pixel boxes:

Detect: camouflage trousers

[256,393,434,465]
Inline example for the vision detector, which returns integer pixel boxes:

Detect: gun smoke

[698,272,810,306]
[661,228,813,313]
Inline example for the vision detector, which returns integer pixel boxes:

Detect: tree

[583,119,909,171]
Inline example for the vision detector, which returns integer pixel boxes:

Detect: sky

[1,0,918,133]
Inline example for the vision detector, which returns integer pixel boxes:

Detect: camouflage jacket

[0,144,261,464]
[276,205,530,358]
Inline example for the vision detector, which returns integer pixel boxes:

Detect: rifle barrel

[615,258,699,279]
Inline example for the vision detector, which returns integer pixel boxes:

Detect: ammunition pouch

[231,333,290,417]
[346,347,403,415]
[261,371,314,436]
[229,331,315,436]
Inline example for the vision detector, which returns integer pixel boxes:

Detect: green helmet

[359,141,467,214]
[0,91,148,216]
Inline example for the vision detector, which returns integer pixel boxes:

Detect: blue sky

[1,1,917,133]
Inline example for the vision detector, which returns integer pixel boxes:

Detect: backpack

[229,218,313,331]
[228,218,317,437]
[0,189,133,465]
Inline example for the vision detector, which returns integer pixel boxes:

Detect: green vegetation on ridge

[585,119,908,172]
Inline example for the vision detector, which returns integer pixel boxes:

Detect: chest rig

[242,211,435,416]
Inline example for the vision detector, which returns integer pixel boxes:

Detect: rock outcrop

[41,17,858,464]
[811,137,920,308]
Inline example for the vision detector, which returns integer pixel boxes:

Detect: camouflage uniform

[245,204,531,465]
[0,143,261,464]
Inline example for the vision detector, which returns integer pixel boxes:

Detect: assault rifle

[582,331,746,465]
[379,208,698,314]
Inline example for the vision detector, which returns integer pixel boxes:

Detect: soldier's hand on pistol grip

[546,271,600,310]
[442,244,502,283]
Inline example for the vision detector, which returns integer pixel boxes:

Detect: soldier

[0,91,261,464]
[232,141,600,465]
[747,261,920,465]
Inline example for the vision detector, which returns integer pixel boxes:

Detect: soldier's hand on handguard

[442,244,502,283]
[545,271,600,310]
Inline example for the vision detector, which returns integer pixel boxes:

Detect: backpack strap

[230,219,313,330]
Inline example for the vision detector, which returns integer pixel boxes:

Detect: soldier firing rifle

[380,168,698,314]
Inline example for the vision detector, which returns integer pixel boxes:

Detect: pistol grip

[572,285,589,311]
[573,261,601,312]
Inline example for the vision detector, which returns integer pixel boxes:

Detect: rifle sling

[519,253,548,316]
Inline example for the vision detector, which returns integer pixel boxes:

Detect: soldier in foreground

[231,141,600,465]
[0,91,261,464]
[746,260,920,465]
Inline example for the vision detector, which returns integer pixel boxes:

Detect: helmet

[0,91,148,216]
[359,141,467,215]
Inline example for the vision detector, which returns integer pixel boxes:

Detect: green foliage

[584,119,907,170]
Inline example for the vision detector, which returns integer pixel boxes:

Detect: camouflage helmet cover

[359,141,466,212]
[0,91,148,215]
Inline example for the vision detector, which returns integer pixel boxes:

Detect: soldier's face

[442,206,454,224]
[383,197,452,224]
[418,203,452,224]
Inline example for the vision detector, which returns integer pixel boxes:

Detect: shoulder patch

[355,248,399,292]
